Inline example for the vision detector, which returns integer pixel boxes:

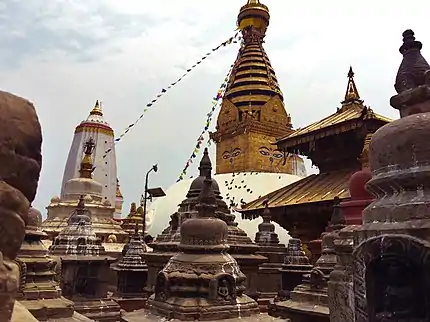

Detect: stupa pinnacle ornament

[148,154,259,320]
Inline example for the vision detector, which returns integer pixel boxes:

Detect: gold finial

[79,138,95,179]
[238,0,269,32]
[342,66,361,104]
[90,100,103,116]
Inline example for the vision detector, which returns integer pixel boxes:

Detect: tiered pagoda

[239,67,392,256]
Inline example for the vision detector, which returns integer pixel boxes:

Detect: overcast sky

[1,0,429,214]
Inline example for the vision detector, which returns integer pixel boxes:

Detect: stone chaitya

[112,225,148,312]
[350,29,430,322]
[253,203,287,310]
[270,198,344,322]
[49,195,121,321]
[147,170,259,320]
[15,206,84,321]
[274,238,312,304]
[0,90,43,321]
[144,148,266,298]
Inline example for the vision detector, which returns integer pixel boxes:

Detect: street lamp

[142,164,165,237]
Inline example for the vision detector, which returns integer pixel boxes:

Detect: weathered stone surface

[352,30,430,322]
[0,91,42,322]
[0,91,42,204]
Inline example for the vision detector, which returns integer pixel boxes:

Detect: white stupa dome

[147,171,302,245]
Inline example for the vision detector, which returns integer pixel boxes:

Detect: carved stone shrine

[147,169,259,320]
[49,195,121,321]
[352,29,430,322]
[112,227,148,312]
[144,149,266,298]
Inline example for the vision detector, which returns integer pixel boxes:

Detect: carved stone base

[255,262,283,312]
[148,295,259,321]
[73,298,121,322]
[142,251,175,295]
[19,297,75,320]
[268,285,329,322]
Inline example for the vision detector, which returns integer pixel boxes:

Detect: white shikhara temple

[60,101,123,217]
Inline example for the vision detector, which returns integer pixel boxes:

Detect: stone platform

[121,311,285,322]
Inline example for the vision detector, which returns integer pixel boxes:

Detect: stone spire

[352,30,430,321]
[147,167,259,320]
[210,0,298,175]
[255,202,279,245]
[49,195,105,257]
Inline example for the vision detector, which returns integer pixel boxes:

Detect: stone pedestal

[112,232,149,312]
[15,207,78,321]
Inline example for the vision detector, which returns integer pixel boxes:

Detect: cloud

[1,0,430,219]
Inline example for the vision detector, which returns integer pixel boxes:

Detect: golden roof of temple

[275,67,392,147]
[240,169,352,214]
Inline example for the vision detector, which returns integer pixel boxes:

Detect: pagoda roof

[275,67,392,148]
[238,169,352,217]
[275,104,391,147]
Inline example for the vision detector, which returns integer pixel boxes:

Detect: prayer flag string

[176,64,236,182]
[93,31,240,170]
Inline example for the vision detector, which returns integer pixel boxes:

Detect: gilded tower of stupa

[210,0,304,175]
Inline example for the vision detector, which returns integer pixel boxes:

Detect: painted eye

[232,150,241,157]
[273,152,283,159]
[222,153,231,159]
[259,150,270,156]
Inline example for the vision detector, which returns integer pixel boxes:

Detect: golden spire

[79,138,95,179]
[89,100,103,117]
[116,178,123,198]
[342,67,362,104]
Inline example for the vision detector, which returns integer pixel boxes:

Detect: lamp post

[142,164,166,238]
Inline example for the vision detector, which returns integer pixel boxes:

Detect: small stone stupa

[144,149,266,298]
[254,202,287,310]
[112,224,148,312]
[147,169,259,320]
[15,206,79,321]
[49,195,121,321]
